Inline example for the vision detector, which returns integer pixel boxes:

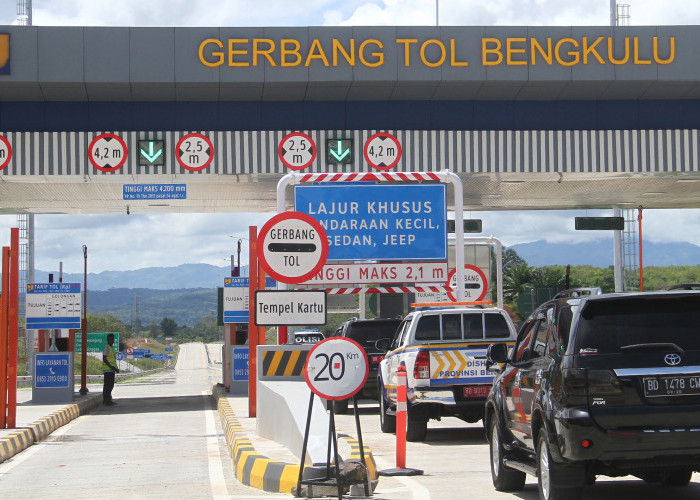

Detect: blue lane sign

[123,184,186,200]
[233,348,249,381]
[35,353,71,388]
[165,347,174,352]
[26,283,81,330]
[295,184,447,261]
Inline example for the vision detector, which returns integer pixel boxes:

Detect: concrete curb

[212,385,377,494]
[0,393,102,464]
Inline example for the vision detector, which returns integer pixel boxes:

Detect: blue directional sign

[116,352,125,361]
[232,348,249,381]
[295,184,447,261]
[165,347,174,352]
[26,283,81,330]
[35,353,71,388]
[223,277,276,323]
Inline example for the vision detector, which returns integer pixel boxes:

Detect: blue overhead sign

[35,353,71,388]
[295,184,447,261]
[123,184,186,200]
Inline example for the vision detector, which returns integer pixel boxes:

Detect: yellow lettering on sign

[333,39,355,66]
[608,37,630,65]
[305,39,329,66]
[653,36,675,64]
[228,39,249,67]
[396,38,418,67]
[281,39,302,67]
[531,38,553,65]
[420,39,446,67]
[582,37,605,65]
[633,37,651,65]
[359,39,383,67]
[199,38,224,68]
[482,38,503,66]
[507,38,527,65]
[450,39,468,67]
[555,38,579,66]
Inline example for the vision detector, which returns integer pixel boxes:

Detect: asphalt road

[333,399,700,500]
[0,343,283,499]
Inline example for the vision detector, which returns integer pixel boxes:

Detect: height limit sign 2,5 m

[258,211,329,284]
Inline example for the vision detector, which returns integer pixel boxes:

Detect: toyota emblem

[664,353,682,366]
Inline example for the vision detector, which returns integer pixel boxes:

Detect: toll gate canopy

[0,25,699,214]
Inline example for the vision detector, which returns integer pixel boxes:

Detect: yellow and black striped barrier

[259,345,311,381]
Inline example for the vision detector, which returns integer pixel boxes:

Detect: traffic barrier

[396,365,407,469]
[259,345,310,381]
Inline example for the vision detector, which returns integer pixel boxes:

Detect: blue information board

[295,184,447,261]
[223,277,276,323]
[26,282,82,330]
[35,353,71,388]
[123,184,186,200]
[232,348,249,381]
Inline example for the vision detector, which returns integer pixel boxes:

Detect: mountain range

[510,240,700,268]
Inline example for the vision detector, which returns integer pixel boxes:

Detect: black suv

[485,291,700,500]
[332,317,402,413]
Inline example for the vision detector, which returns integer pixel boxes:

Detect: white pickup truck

[377,306,517,441]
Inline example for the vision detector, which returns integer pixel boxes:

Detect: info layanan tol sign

[295,184,446,262]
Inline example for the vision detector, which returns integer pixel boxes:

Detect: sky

[0,1,700,273]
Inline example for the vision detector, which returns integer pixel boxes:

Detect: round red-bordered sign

[278,132,316,170]
[446,264,488,302]
[176,133,214,171]
[126,347,134,355]
[304,337,369,401]
[88,133,128,172]
[257,211,329,284]
[364,132,402,171]
[0,135,12,171]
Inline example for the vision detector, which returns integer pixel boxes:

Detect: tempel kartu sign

[295,184,446,261]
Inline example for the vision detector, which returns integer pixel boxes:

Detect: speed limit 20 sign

[304,337,368,401]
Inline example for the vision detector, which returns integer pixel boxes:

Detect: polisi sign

[258,211,328,284]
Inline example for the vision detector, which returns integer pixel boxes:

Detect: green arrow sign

[138,139,165,166]
[326,139,353,164]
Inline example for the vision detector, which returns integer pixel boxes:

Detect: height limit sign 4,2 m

[258,212,329,284]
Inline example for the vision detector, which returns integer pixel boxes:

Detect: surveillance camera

[126,205,130,215]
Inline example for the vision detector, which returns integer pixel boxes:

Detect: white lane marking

[0,415,85,474]
[371,453,431,500]
[203,390,230,499]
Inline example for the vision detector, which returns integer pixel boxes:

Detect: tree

[160,317,178,338]
[87,313,131,340]
[148,320,160,338]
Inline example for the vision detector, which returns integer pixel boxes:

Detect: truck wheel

[332,398,349,414]
[537,433,582,500]
[378,383,395,433]
[406,417,427,442]
[489,418,525,491]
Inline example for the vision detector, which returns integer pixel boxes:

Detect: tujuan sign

[254,290,327,326]
[258,211,328,284]
[26,283,82,330]
[295,184,446,261]
[176,133,214,171]
[304,337,369,401]
[223,276,277,323]
[278,132,316,170]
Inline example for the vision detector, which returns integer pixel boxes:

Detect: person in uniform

[102,333,120,405]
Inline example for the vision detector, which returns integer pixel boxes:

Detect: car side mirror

[486,343,509,370]
[375,338,391,352]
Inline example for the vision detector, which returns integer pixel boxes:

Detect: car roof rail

[553,287,603,299]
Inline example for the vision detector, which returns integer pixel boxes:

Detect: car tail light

[587,369,623,395]
[562,368,588,405]
[413,349,431,379]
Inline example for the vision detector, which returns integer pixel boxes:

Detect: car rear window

[484,314,511,339]
[346,321,401,344]
[574,295,700,353]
